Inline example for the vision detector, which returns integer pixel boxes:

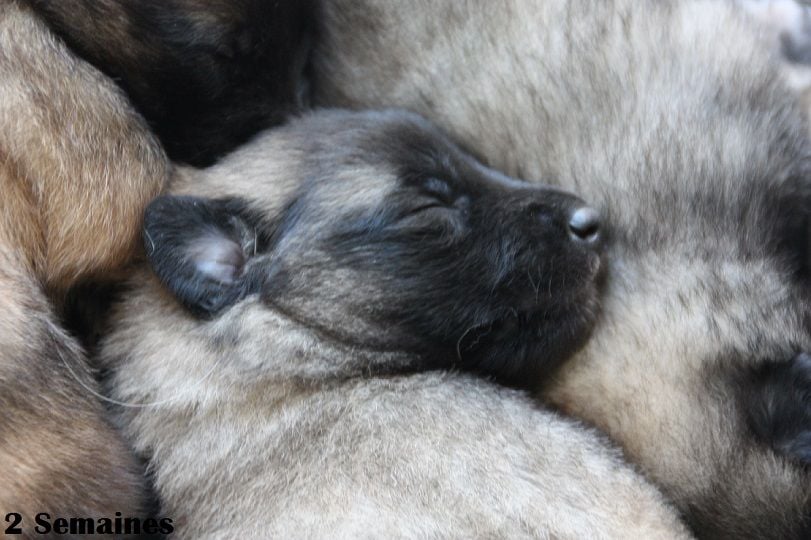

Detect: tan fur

[0,0,167,291]
[100,113,691,539]
[21,0,314,166]
[0,0,169,533]
[0,244,150,534]
[312,1,811,537]
[20,0,253,85]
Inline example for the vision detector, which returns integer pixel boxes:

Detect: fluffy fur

[311,1,811,538]
[0,0,168,533]
[738,0,811,111]
[100,109,689,539]
[22,0,315,166]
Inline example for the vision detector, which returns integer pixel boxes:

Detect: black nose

[568,206,601,244]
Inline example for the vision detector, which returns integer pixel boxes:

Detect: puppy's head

[144,110,602,384]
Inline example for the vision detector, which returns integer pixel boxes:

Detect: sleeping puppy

[0,0,169,534]
[310,0,811,537]
[22,0,315,166]
[99,109,692,539]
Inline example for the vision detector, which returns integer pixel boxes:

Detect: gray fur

[311,1,811,538]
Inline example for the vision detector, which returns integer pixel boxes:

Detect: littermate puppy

[23,0,315,166]
[311,0,811,537]
[0,0,169,534]
[101,109,691,539]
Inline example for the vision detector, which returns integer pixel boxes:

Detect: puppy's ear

[143,195,260,317]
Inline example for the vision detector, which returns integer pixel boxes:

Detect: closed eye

[420,177,455,205]
[407,199,450,215]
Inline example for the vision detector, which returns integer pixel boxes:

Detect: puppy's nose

[567,206,601,244]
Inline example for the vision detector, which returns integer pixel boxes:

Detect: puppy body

[22,0,315,166]
[312,1,811,538]
[0,0,169,530]
[0,254,149,532]
[0,0,168,291]
[101,110,690,539]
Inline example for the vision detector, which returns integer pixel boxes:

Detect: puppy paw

[746,352,811,464]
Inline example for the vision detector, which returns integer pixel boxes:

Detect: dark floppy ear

[143,195,260,317]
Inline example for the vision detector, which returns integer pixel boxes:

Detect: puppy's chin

[455,290,600,387]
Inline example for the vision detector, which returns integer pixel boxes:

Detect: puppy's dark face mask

[143,110,603,385]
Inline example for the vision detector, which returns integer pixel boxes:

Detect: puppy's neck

[212,297,423,387]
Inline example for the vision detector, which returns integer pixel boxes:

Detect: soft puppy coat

[100,109,690,539]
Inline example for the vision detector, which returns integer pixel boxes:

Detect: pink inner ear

[187,232,245,284]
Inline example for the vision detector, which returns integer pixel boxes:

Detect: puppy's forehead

[308,164,395,209]
[171,110,443,214]
[171,128,307,214]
